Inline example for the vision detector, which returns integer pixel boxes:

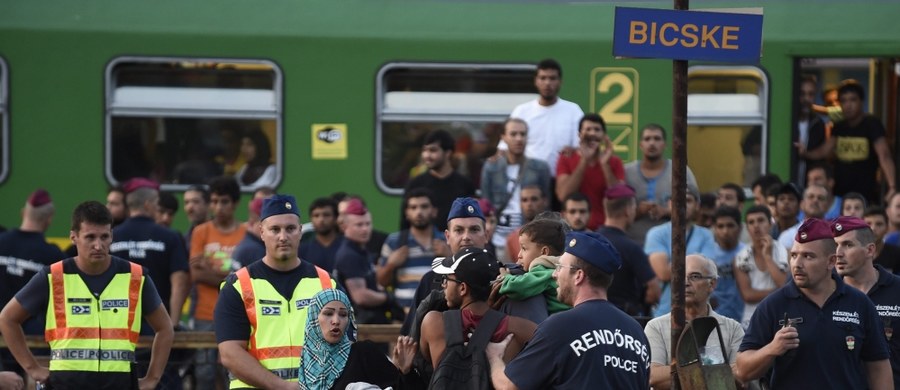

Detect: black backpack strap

[442,309,464,347]
[465,310,505,353]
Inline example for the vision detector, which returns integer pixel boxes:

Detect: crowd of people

[0,58,898,389]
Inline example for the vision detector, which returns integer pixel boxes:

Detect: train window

[0,57,7,183]
[376,63,537,195]
[105,58,282,191]
[687,66,768,192]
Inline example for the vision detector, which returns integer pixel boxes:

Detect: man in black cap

[486,231,651,389]
[736,218,892,389]
[832,216,900,386]
[215,194,337,389]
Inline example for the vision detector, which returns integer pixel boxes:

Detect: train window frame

[687,65,769,192]
[104,56,283,191]
[0,56,8,184]
[375,62,538,195]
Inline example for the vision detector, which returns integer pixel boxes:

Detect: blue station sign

[613,7,763,63]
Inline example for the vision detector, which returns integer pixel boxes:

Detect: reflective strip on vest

[45,260,143,373]
[228,265,333,389]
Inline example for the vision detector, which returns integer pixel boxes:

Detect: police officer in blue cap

[215,194,338,389]
[486,231,651,389]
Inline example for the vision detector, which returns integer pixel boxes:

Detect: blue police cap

[260,194,300,221]
[447,197,484,222]
[564,231,622,273]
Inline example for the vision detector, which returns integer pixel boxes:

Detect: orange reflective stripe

[255,346,302,360]
[315,266,331,290]
[50,262,66,330]
[236,268,259,357]
[127,262,142,332]
[45,327,140,343]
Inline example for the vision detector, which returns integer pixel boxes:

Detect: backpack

[428,309,505,390]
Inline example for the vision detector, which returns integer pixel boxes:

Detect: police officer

[736,218,892,389]
[0,201,173,390]
[486,231,651,389]
[215,194,336,389]
[832,215,900,386]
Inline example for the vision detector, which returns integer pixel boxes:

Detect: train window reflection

[0,57,7,183]
[687,66,768,192]
[105,58,282,191]
[376,63,536,195]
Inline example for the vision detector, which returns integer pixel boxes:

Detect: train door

[0,56,7,183]
[686,66,769,193]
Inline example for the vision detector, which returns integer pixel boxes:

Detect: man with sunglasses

[643,254,746,390]
[485,231,650,389]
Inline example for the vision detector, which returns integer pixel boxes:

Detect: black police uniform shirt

[232,232,266,267]
[110,216,188,314]
[597,226,657,316]
[334,239,388,324]
[299,235,344,273]
[214,260,337,343]
[740,273,889,389]
[865,265,900,386]
[505,299,651,390]
[0,228,65,333]
[16,257,162,326]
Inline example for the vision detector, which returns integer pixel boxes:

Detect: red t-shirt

[556,153,625,230]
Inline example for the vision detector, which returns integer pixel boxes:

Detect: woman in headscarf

[299,289,424,390]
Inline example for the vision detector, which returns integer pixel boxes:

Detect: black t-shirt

[875,243,900,274]
[214,260,329,343]
[110,216,189,313]
[299,235,344,273]
[15,257,162,322]
[334,239,389,323]
[598,226,657,316]
[403,171,476,231]
[0,229,65,307]
[831,115,886,203]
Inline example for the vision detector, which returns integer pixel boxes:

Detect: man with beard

[736,218,892,389]
[485,231,651,389]
[832,216,900,386]
[215,194,336,389]
[624,124,699,245]
[377,188,450,308]
[403,130,476,231]
[562,192,590,232]
[299,197,343,273]
[556,113,624,230]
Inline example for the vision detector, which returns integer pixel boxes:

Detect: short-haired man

[216,194,336,389]
[771,182,801,239]
[716,183,751,244]
[843,192,868,218]
[231,198,266,266]
[486,232,651,389]
[863,207,900,273]
[644,255,745,390]
[106,185,128,228]
[556,113,624,230]
[778,184,830,250]
[734,205,789,328]
[189,176,246,390]
[750,174,782,208]
[800,81,896,204]
[183,184,211,248]
[736,218,892,389]
[598,184,659,317]
[500,58,583,178]
[625,124,699,245]
[832,216,900,385]
[377,188,449,309]
[710,206,746,322]
[0,201,173,390]
[404,129,476,232]
[481,117,551,262]
[299,197,343,273]
[156,191,179,228]
[420,248,537,374]
[562,192,590,232]
[803,163,842,220]
[646,187,717,317]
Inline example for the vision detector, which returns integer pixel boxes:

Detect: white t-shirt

[499,98,583,176]
[493,164,523,248]
[734,244,790,328]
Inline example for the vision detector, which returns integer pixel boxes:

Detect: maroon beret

[605,184,636,200]
[831,216,869,237]
[249,198,264,216]
[343,198,368,216]
[795,218,832,243]
[27,189,52,207]
[123,178,160,194]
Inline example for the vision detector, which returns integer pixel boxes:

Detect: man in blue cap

[736,218,892,389]
[486,231,651,389]
[215,194,337,389]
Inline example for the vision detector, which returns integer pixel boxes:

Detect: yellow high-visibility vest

[45,259,144,373]
[228,265,332,389]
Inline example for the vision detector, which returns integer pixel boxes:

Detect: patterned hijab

[299,289,357,390]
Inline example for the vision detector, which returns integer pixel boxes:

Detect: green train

[1,0,898,239]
